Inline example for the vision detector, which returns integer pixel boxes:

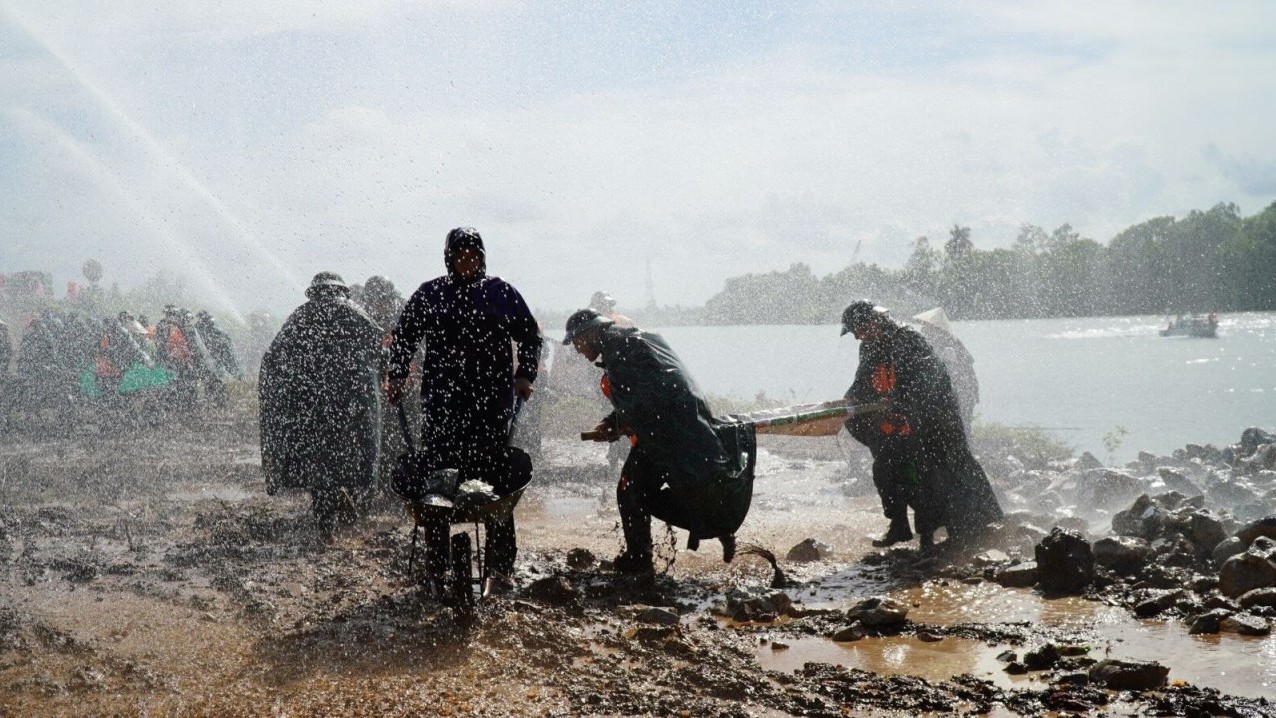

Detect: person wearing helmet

[565,308,755,574]
[841,300,1001,549]
[385,227,543,592]
[260,272,384,535]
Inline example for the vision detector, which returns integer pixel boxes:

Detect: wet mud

[1,412,1273,717]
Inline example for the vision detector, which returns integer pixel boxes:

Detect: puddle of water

[760,581,1276,699]
[756,634,1034,689]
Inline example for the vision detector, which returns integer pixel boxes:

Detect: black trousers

[616,448,701,558]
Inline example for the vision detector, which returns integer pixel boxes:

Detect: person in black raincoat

[842,300,1001,549]
[0,319,12,376]
[385,227,542,586]
[564,309,755,574]
[259,272,383,533]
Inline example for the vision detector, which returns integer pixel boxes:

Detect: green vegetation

[623,200,1276,325]
[971,419,1075,466]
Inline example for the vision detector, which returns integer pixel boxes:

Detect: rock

[1055,672,1091,687]
[1035,528,1094,595]
[724,588,794,621]
[1112,495,1159,539]
[1081,469,1145,510]
[1092,536,1152,574]
[994,561,1038,588]
[1190,511,1229,555]
[1023,643,1061,670]
[1004,661,1028,675]
[916,631,942,642]
[1239,427,1276,456]
[975,549,1010,565]
[525,575,579,605]
[995,650,1017,663]
[1236,516,1276,546]
[1212,536,1247,566]
[1088,659,1169,690]
[565,547,596,570]
[1055,515,1090,535]
[1220,612,1271,636]
[1134,589,1185,618]
[1218,537,1276,598]
[849,596,909,629]
[1239,587,1276,609]
[785,538,831,563]
[1076,452,1104,471]
[1158,467,1201,495]
[770,641,790,651]
[830,625,865,642]
[633,606,681,626]
[1188,608,1231,635]
[1208,480,1260,508]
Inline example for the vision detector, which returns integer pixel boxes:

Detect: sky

[2,1,1275,318]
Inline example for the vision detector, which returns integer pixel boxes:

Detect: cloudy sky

[3,1,1275,317]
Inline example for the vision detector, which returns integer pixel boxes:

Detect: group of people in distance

[2,304,241,424]
[260,226,1002,594]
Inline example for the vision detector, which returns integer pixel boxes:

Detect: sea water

[648,311,1276,464]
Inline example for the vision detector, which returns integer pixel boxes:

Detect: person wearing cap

[259,272,384,534]
[841,299,1001,549]
[385,228,543,590]
[565,308,755,574]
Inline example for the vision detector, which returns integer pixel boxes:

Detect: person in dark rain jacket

[842,300,1001,549]
[564,309,755,574]
[259,272,384,533]
[385,227,543,588]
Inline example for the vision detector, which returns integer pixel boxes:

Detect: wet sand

[1,412,1272,716]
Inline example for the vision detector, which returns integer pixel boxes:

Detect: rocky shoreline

[1,414,1274,716]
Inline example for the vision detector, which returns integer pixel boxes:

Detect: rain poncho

[597,325,755,543]
[259,293,383,494]
[386,230,542,579]
[386,234,542,460]
[845,320,1001,538]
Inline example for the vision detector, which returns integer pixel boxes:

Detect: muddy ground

[1,405,1272,717]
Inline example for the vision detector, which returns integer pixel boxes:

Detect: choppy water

[644,311,1276,464]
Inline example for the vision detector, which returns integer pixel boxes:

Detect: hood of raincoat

[444,227,487,279]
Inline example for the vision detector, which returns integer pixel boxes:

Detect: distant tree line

[672,200,1276,325]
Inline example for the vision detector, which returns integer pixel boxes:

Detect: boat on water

[1161,313,1218,338]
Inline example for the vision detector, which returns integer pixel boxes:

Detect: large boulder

[1111,495,1164,539]
[1189,510,1229,555]
[1218,537,1276,598]
[1220,613,1271,636]
[1212,536,1248,566]
[993,561,1039,588]
[1235,516,1276,546]
[1157,467,1202,496]
[1239,427,1276,456]
[1092,536,1152,574]
[1036,528,1094,595]
[1080,469,1145,511]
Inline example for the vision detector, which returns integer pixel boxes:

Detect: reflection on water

[756,634,1027,689]
[757,581,1276,699]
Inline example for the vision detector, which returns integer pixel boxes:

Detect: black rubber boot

[870,517,914,548]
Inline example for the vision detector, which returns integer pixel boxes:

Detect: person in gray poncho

[259,272,383,533]
[565,309,755,574]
